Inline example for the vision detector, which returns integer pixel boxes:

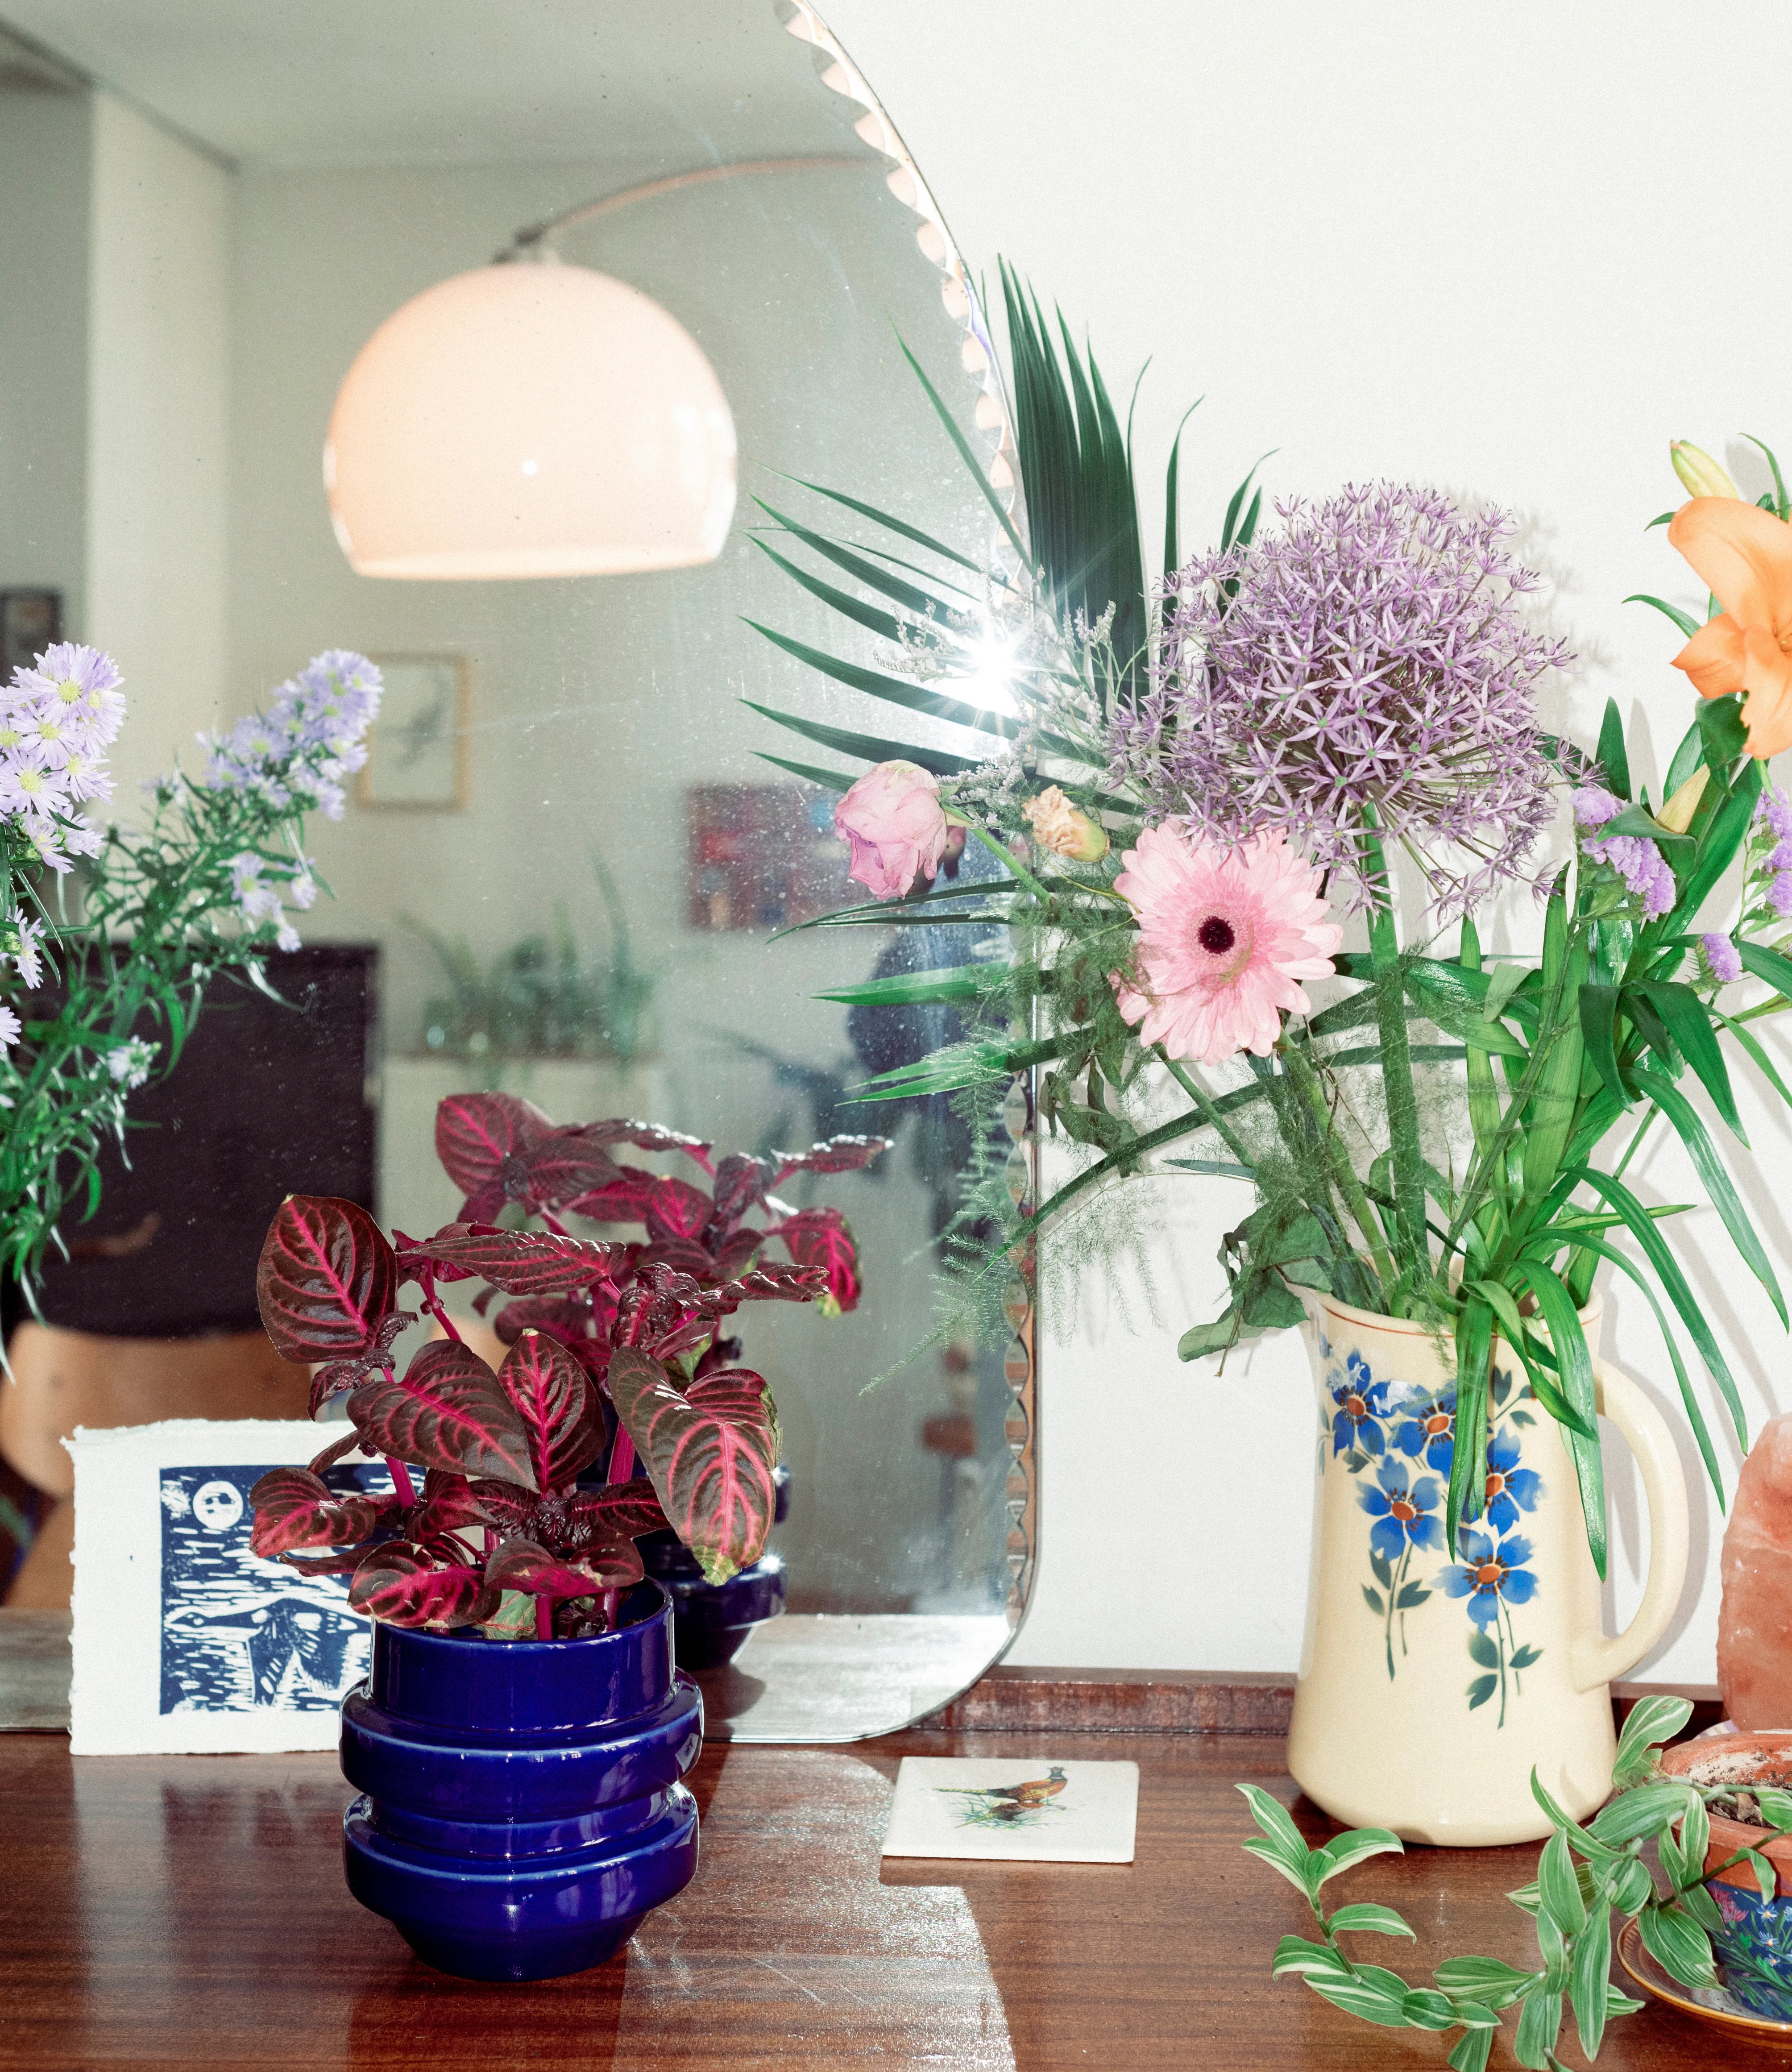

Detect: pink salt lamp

[1719,1412,1792,1729]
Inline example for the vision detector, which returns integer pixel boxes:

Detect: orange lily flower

[1668,496,1792,757]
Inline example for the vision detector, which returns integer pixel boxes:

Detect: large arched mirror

[0,0,1036,1738]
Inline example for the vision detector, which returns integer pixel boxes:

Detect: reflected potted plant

[249,1092,884,1981]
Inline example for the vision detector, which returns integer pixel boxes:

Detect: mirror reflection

[0,0,1034,1736]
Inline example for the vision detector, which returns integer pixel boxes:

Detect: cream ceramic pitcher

[1286,1291,1689,1847]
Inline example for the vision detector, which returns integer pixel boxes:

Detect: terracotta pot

[1286,1291,1690,1846]
[1659,1734,1792,2020]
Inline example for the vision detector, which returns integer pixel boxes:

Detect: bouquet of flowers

[747,270,1792,1596]
[0,641,379,1294]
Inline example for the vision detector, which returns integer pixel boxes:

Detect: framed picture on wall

[358,652,468,809]
[0,590,62,673]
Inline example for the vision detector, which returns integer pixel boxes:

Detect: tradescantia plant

[248,1091,885,1638]
[1241,1695,1792,2068]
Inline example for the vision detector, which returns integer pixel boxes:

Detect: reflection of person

[163,1591,366,1707]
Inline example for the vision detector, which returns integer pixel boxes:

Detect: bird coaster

[879,1757,1139,1864]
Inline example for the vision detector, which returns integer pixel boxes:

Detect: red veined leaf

[349,1543,499,1628]
[518,1129,626,1213]
[775,1206,862,1313]
[434,1091,552,1204]
[570,1478,668,1538]
[415,1470,493,1537]
[465,1479,535,1529]
[606,1346,780,1584]
[350,1339,539,1490]
[280,1548,370,1576]
[407,1222,626,1295]
[307,1428,365,1477]
[248,1467,399,1557]
[565,1167,664,1224]
[577,1118,713,1163]
[712,1229,764,1282]
[484,1533,643,1599]
[642,1175,714,1245]
[637,1237,722,1282]
[490,1292,598,1348]
[771,1134,891,1184]
[257,1195,398,1363]
[306,1312,415,1417]
[709,1153,776,1236]
[498,1331,604,1489]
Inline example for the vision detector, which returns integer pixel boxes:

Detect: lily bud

[1656,763,1709,834]
[1670,440,1740,502]
[1021,785,1109,862]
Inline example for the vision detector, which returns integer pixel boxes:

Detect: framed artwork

[685,782,855,931]
[0,589,62,673]
[69,1417,388,1754]
[358,652,468,809]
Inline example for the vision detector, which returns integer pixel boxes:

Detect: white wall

[822,0,1792,1683]
[84,92,231,797]
[0,74,90,625]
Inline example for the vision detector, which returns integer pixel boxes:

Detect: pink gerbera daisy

[1112,825,1342,1063]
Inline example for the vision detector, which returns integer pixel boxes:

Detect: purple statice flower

[1110,484,1571,914]
[1772,872,1792,921]
[1759,785,1792,846]
[1572,784,1675,918]
[1700,932,1743,986]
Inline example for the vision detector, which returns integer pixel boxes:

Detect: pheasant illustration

[937,1765,1070,1827]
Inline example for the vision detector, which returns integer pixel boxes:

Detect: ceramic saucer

[1616,1917,1792,2041]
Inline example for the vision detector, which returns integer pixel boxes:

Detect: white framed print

[879,1756,1140,1864]
[68,1418,387,1755]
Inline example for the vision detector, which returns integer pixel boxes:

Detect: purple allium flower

[1700,932,1743,986]
[1573,786,1675,918]
[1109,484,1570,914]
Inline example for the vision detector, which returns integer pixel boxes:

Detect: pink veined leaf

[490,1292,597,1349]
[642,1175,714,1245]
[435,1090,552,1197]
[464,1479,536,1530]
[406,1222,626,1295]
[307,1312,415,1418]
[774,1206,863,1314]
[708,1153,776,1237]
[415,1470,494,1538]
[570,1478,668,1539]
[711,1228,765,1283]
[348,1543,499,1628]
[607,1346,780,1585]
[349,1339,539,1490]
[484,1533,643,1599]
[280,1547,371,1577]
[636,1237,722,1283]
[247,1467,400,1557]
[498,1330,605,1490]
[574,1118,713,1164]
[517,1128,626,1214]
[256,1195,398,1363]
[307,1428,365,1478]
[564,1167,664,1225]
[770,1134,891,1185]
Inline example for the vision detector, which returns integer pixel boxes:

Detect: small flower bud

[1021,785,1109,862]
[1656,764,1709,834]
[1670,440,1740,502]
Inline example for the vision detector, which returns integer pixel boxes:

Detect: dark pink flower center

[1197,915,1236,954]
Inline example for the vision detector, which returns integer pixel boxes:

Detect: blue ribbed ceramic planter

[636,1465,790,1669]
[340,1582,702,1981]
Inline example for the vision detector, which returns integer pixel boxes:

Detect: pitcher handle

[1570,1357,1691,1694]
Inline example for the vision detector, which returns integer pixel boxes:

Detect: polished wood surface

[0,1729,1763,2069]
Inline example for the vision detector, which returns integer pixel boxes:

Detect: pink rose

[834,760,950,898]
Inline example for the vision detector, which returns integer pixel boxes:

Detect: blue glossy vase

[339,1582,702,1981]
[635,1465,790,1669]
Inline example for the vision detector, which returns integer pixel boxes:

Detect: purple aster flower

[1701,932,1743,986]
[200,651,378,826]
[9,918,44,989]
[0,1004,20,1050]
[1110,484,1571,915]
[15,643,126,747]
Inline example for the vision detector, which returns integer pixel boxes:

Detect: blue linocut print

[158,1461,390,1715]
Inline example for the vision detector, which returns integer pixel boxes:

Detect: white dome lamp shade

[323,263,737,580]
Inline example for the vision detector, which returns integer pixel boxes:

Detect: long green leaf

[753,751,856,793]
[1715,1006,1792,1109]
[1633,1062,1785,1323]
[741,701,981,779]
[1570,1164,1748,1451]
[1624,593,1701,638]
[745,623,1016,740]
[1449,1296,1494,1546]
[761,468,983,571]
[1738,937,1792,999]
[1664,760,1763,931]
[1510,1261,1606,1579]
[1635,980,1743,1137]
[1578,984,1627,1106]
[816,966,1004,1008]
[748,536,907,645]
[895,326,1029,566]
[1596,697,1631,799]
[752,499,961,620]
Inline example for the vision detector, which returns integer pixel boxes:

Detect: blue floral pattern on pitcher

[1322,1334,1544,1722]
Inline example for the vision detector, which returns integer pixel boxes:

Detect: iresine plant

[248,1091,886,1638]
[1241,1696,1792,2069]
[0,643,377,1294]
[751,330,1792,1594]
